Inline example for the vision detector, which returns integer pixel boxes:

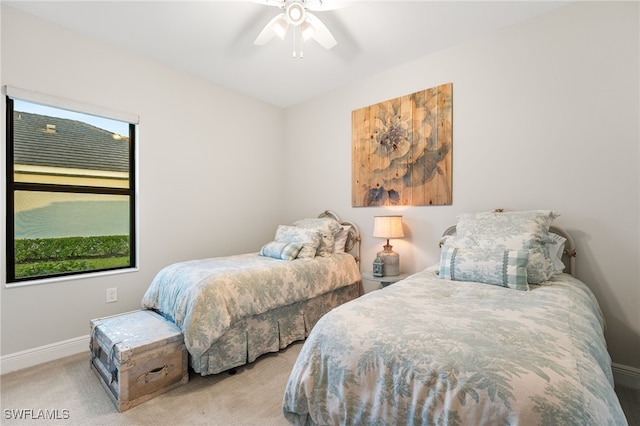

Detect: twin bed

[281,210,627,425]
[141,210,361,375]
[141,209,626,425]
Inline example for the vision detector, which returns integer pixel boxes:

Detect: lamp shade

[373,216,405,239]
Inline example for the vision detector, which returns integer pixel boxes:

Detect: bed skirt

[189,281,361,376]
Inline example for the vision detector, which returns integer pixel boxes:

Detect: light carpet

[1,342,304,426]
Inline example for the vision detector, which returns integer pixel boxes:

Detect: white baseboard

[0,335,89,375]
[612,362,640,390]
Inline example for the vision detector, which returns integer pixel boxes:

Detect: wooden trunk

[90,310,189,412]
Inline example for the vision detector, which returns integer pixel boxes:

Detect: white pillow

[333,225,351,253]
[548,233,566,274]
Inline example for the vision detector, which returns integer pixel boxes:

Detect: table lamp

[373,215,404,276]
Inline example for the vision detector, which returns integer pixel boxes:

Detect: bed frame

[190,210,362,376]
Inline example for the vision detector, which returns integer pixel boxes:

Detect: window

[5,90,137,284]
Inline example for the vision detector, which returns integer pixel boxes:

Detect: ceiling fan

[253,0,340,58]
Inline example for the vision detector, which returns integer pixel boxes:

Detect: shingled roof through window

[13,111,130,173]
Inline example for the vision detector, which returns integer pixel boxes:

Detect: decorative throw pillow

[450,210,559,283]
[455,210,558,244]
[441,234,550,284]
[439,246,530,291]
[293,217,342,257]
[259,241,302,261]
[333,225,351,253]
[274,225,321,259]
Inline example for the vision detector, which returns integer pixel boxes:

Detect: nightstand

[361,272,410,288]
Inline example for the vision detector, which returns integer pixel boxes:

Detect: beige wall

[1,5,285,356]
[1,2,638,375]
[281,1,640,370]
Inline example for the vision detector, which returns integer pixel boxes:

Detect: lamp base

[377,244,400,276]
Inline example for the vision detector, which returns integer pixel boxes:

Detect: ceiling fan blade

[254,13,289,46]
[252,0,346,11]
[305,0,349,12]
[251,0,285,8]
[306,12,337,49]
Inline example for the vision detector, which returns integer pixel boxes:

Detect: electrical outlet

[106,288,118,303]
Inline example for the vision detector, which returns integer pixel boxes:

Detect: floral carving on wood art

[352,83,452,207]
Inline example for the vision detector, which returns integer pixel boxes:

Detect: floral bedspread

[141,253,360,359]
[283,266,627,426]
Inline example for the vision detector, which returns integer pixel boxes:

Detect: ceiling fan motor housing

[286,1,306,25]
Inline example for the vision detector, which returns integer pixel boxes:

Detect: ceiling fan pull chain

[292,25,304,59]
[292,26,297,58]
[299,27,304,59]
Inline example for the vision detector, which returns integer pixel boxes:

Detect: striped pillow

[259,241,302,261]
[439,246,530,291]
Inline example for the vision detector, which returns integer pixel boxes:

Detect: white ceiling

[5,1,570,107]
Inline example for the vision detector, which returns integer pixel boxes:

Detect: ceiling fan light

[305,12,337,49]
[254,1,337,53]
[299,20,315,41]
[273,15,289,39]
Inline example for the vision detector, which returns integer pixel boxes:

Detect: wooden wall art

[352,83,452,207]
